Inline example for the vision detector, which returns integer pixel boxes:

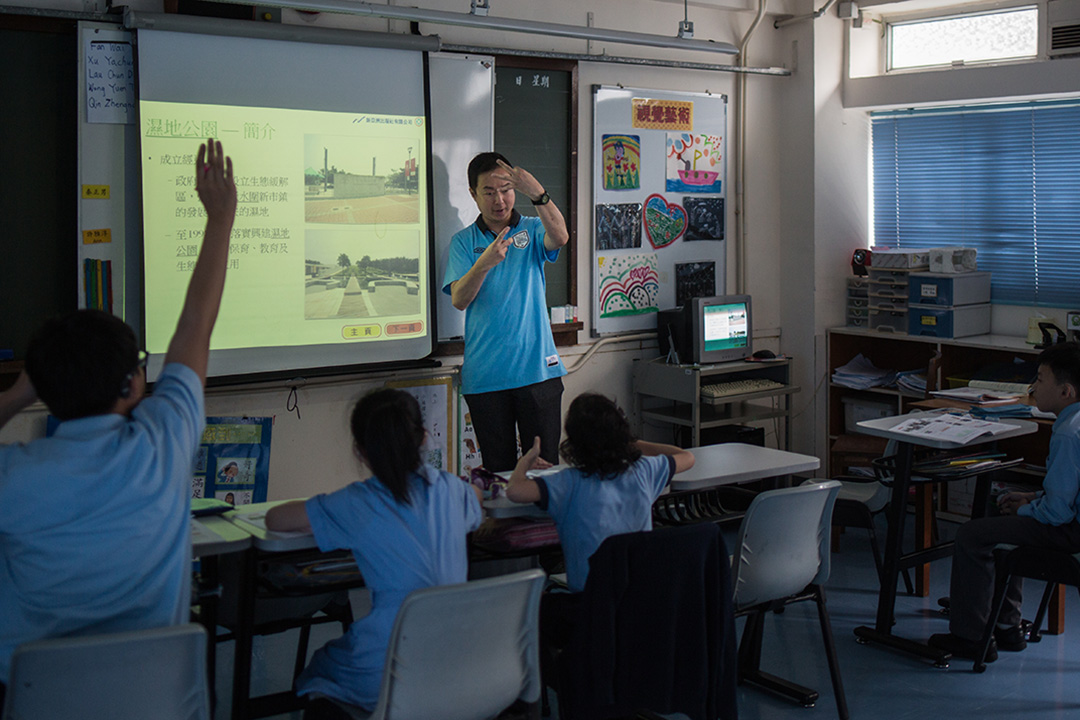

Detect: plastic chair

[733,480,850,720]
[973,544,1080,672]
[319,568,546,720]
[2,623,210,720]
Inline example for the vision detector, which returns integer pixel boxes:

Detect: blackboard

[0,17,78,359]
[494,60,575,310]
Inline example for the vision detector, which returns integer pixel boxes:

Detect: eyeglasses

[136,350,148,370]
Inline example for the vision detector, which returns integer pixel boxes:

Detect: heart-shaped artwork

[642,194,686,249]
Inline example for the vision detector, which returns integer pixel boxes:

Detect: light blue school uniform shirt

[536,455,675,593]
[0,363,203,681]
[1018,402,1080,526]
[297,465,483,709]
[442,211,567,395]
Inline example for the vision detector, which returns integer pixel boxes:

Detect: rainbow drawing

[598,254,659,318]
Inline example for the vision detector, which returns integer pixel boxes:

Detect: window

[871,100,1080,307]
[888,7,1038,71]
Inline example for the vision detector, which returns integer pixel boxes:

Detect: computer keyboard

[701,377,785,399]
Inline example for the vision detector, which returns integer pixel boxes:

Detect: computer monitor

[690,295,752,364]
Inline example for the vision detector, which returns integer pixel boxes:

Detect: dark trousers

[949,514,1080,640]
[465,377,564,472]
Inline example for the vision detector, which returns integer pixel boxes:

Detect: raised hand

[495,159,545,202]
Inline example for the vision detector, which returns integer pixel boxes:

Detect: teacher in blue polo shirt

[443,152,570,471]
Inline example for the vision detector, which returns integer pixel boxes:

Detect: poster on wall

[388,377,453,472]
[601,134,641,190]
[675,261,717,307]
[684,197,725,241]
[194,417,272,507]
[643,194,686,249]
[458,391,482,476]
[595,202,642,250]
[598,253,659,318]
[666,133,723,193]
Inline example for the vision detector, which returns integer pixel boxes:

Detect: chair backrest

[732,480,841,611]
[2,623,209,720]
[370,568,545,720]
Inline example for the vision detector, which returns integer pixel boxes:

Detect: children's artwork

[666,132,723,193]
[194,417,273,506]
[643,194,686,249]
[595,203,642,251]
[684,197,725,241]
[675,261,717,307]
[601,134,641,190]
[388,377,453,472]
[597,254,659,318]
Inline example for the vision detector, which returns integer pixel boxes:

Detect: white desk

[672,443,820,491]
[851,411,1037,666]
[482,443,821,517]
[192,515,252,557]
[226,500,318,553]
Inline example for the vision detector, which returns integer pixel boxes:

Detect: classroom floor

[214,514,1080,720]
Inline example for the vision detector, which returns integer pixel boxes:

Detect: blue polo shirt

[1018,402,1080,526]
[0,363,203,681]
[442,211,566,395]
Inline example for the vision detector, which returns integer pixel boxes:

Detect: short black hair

[559,393,642,478]
[467,152,511,190]
[1038,341,1080,391]
[350,388,426,505]
[24,310,140,421]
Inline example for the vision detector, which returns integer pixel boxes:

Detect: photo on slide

[304,228,421,320]
[304,134,420,225]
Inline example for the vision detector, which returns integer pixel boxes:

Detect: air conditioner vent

[1048,0,1080,57]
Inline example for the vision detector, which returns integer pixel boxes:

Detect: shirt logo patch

[511,231,530,249]
[546,354,560,367]
[473,247,486,254]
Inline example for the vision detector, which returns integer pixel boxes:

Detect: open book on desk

[888,412,1017,445]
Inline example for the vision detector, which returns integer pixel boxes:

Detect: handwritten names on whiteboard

[85,38,134,124]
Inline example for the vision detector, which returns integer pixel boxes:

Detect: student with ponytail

[266,388,483,714]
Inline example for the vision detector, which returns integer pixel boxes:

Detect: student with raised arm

[442,152,570,472]
[0,139,236,699]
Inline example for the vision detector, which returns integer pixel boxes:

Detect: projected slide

[140,101,428,355]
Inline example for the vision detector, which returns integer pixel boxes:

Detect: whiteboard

[591,85,728,336]
[429,53,494,341]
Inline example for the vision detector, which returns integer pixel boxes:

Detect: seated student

[929,341,1080,661]
[0,139,236,700]
[506,393,695,594]
[265,388,483,716]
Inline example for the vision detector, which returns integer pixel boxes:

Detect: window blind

[871,100,1080,307]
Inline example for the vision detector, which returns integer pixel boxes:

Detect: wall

[0,0,801,498]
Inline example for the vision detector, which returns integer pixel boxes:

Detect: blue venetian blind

[872,100,1080,307]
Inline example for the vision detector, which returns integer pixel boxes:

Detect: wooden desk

[483,443,821,518]
[852,412,1037,666]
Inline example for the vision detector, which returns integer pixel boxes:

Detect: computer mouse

[752,349,776,359]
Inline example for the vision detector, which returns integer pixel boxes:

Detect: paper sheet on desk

[889,413,1014,444]
[232,510,311,539]
[190,519,224,545]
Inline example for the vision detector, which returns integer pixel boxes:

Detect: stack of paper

[930,387,1024,405]
[895,370,927,395]
[832,354,896,390]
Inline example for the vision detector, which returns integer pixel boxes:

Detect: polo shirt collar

[51,412,127,438]
[475,210,521,236]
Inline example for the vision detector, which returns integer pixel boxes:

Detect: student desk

[483,443,821,518]
[191,515,253,698]
[851,412,1037,666]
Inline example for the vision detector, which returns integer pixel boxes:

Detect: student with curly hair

[506,392,694,593]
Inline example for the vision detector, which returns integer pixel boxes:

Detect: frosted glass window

[889,7,1037,71]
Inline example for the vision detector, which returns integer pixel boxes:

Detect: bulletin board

[591,85,728,336]
[387,376,454,473]
[194,416,273,507]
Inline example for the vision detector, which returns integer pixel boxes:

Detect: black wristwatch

[532,192,551,206]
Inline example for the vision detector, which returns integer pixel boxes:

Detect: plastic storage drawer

[870,309,908,334]
[908,272,991,307]
[908,303,991,338]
